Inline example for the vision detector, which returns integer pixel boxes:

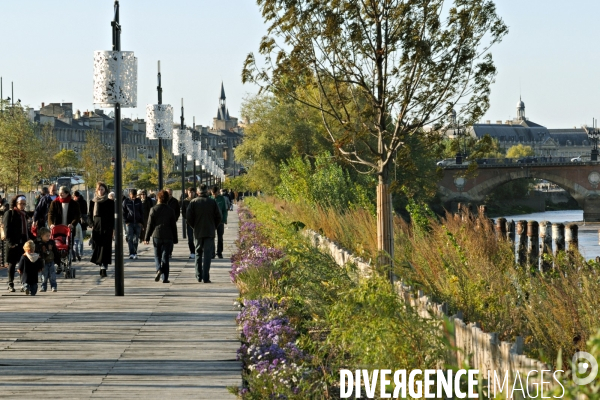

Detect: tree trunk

[377,177,394,279]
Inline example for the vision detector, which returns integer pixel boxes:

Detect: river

[500,209,600,259]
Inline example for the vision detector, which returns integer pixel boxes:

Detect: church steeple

[217,82,228,121]
[220,82,226,107]
[517,96,525,120]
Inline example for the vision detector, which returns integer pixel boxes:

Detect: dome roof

[517,98,525,108]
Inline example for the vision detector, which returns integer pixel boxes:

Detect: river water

[500,209,600,259]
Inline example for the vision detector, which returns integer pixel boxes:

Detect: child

[35,227,60,292]
[17,240,43,296]
[73,221,83,262]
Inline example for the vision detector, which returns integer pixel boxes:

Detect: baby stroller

[51,225,76,279]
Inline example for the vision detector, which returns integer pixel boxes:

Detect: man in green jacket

[186,184,221,283]
[212,186,228,259]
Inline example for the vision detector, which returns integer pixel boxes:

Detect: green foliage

[275,153,375,213]
[506,143,535,158]
[325,275,447,370]
[0,105,44,191]
[53,149,81,171]
[81,130,112,189]
[232,198,449,397]
[235,93,330,193]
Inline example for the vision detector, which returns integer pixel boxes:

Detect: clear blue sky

[0,0,598,129]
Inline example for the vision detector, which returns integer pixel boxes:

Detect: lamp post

[589,118,599,162]
[146,61,173,190]
[454,124,464,165]
[172,100,192,239]
[93,0,137,296]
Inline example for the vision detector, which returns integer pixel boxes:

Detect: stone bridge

[438,162,600,221]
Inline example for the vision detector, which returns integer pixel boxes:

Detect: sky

[1,0,599,129]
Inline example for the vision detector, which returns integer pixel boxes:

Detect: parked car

[571,156,582,162]
[238,167,248,175]
[55,176,84,190]
[436,159,455,167]
[186,175,201,183]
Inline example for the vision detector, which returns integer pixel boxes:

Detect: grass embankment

[262,196,600,366]
[229,199,446,399]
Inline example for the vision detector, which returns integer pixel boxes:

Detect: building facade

[31,82,244,183]
[449,99,594,159]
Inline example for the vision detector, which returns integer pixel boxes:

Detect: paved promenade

[0,208,241,399]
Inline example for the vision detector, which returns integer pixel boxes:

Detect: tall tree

[0,106,43,192]
[243,0,508,270]
[81,130,112,189]
[36,123,61,181]
[236,93,330,192]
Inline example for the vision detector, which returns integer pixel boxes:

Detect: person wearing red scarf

[47,186,80,229]
[2,195,31,292]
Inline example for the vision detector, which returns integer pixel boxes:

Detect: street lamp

[188,117,201,189]
[146,60,173,190]
[93,0,137,296]
[172,100,192,238]
[588,118,600,162]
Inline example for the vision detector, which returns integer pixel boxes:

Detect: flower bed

[229,201,446,399]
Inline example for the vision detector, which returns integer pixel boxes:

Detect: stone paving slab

[0,206,241,399]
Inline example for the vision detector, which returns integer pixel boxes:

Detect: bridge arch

[466,170,585,207]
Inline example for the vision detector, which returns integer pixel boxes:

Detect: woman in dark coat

[3,195,31,292]
[88,182,114,277]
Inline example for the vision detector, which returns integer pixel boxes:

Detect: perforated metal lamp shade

[93,51,138,108]
[186,140,200,161]
[146,104,173,139]
[172,128,193,156]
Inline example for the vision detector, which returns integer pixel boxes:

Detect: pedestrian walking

[3,195,32,292]
[34,227,60,292]
[186,184,221,283]
[213,186,228,259]
[73,190,88,231]
[17,240,43,296]
[140,189,153,239]
[88,182,115,277]
[182,187,196,259]
[165,188,181,221]
[32,187,52,228]
[47,186,81,230]
[73,221,83,261]
[144,190,178,284]
[123,189,143,259]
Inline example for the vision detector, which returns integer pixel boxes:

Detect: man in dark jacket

[186,184,221,283]
[144,190,178,283]
[139,190,153,237]
[165,188,181,221]
[73,191,88,231]
[212,186,228,259]
[33,187,52,228]
[181,187,196,259]
[123,189,144,259]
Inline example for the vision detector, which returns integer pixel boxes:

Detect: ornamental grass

[258,196,600,368]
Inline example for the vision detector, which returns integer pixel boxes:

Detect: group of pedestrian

[3,184,84,294]
[3,180,236,292]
